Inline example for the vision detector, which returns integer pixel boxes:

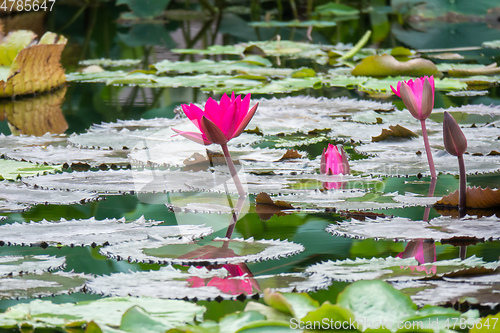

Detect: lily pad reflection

[100,237,304,266]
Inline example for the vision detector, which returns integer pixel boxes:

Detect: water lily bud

[320,144,349,175]
[443,111,467,156]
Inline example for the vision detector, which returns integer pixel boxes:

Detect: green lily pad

[249,20,337,28]
[352,54,443,77]
[0,159,63,180]
[0,296,204,329]
[313,2,359,16]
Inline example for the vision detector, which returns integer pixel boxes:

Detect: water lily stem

[221,143,246,197]
[458,154,467,212]
[423,177,437,222]
[420,119,436,179]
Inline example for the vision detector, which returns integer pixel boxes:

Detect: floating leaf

[326,215,500,242]
[0,31,67,97]
[482,40,500,49]
[87,265,329,300]
[0,159,63,180]
[255,192,295,221]
[371,124,418,142]
[306,256,493,282]
[0,296,204,329]
[100,237,304,266]
[0,181,98,206]
[392,280,500,309]
[5,145,130,168]
[0,271,88,299]
[0,255,65,276]
[263,289,319,319]
[435,186,500,209]
[352,54,442,77]
[79,58,141,67]
[0,133,66,156]
[0,217,212,247]
[448,63,500,77]
[276,150,303,161]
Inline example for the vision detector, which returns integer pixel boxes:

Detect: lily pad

[305,256,495,282]
[352,54,442,77]
[0,255,65,276]
[326,215,500,242]
[5,145,131,168]
[393,279,500,308]
[0,271,88,299]
[0,181,98,206]
[99,237,304,266]
[0,133,66,156]
[0,296,204,329]
[249,20,337,28]
[86,265,330,300]
[79,58,141,67]
[0,159,63,180]
[0,217,212,247]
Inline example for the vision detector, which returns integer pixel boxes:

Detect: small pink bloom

[391,76,435,120]
[320,144,349,190]
[172,92,258,145]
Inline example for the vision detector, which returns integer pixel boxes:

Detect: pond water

[0,0,499,328]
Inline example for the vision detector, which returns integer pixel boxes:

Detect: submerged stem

[420,119,436,179]
[423,177,437,222]
[457,154,467,214]
[221,143,246,197]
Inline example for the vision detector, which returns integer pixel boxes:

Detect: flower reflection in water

[179,195,260,295]
[397,238,436,275]
[187,263,260,295]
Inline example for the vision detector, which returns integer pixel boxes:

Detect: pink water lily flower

[320,144,350,190]
[172,92,259,145]
[391,76,435,120]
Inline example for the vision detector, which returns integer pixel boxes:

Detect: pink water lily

[320,144,349,190]
[397,239,437,275]
[391,76,436,179]
[320,144,350,175]
[172,92,258,145]
[391,76,435,120]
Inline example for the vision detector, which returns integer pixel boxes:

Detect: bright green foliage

[0,159,63,180]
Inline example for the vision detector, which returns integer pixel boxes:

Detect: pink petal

[400,82,422,119]
[204,97,223,128]
[181,104,204,131]
[200,116,228,145]
[232,102,258,139]
[171,128,211,145]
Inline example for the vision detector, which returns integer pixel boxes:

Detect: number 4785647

[0,0,56,12]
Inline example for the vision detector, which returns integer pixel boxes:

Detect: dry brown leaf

[0,86,67,136]
[0,31,67,97]
[434,186,500,209]
[276,149,303,161]
[255,192,295,221]
[372,124,418,142]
